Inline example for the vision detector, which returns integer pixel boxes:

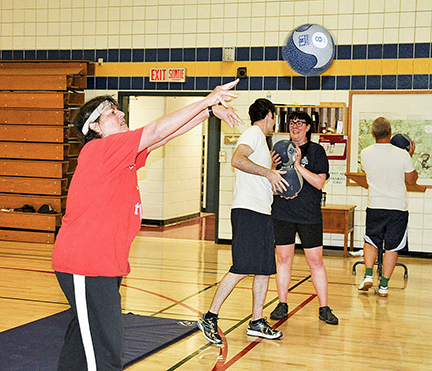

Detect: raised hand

[293,146,302,168]
[205,79,240,108]
[212,105,244,128]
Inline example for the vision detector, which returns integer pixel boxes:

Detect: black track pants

[55,272,124,371]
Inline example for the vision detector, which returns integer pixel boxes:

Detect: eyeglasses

[289,120,307,127]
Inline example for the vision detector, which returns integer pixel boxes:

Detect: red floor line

[0,266,250,292]
[120,283,229,366]
[0,266,231,357]
[127,276,281,292]
[273,293,317,327]
[120,283,204,317]
[0,267,314,297]
[126,276,314,295]
[126,276,218,287]
[1,265,316,369]
[212,294,317,371]
[0,266,54,275]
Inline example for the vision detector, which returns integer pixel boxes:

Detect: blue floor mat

[0,310,198,370]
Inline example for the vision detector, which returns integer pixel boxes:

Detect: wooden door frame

[117,91,221,242]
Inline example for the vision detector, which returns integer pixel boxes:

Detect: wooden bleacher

[0,61,93,243]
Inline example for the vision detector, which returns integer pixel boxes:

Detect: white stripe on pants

[73,274,97,371]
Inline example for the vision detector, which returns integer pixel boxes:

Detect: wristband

[208,106,214,117]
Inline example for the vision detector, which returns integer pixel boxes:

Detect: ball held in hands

[390,133,412,152]
[272,139,303,197]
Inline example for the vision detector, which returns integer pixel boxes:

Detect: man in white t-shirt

[197,98,289,344]
[358,117,418,297]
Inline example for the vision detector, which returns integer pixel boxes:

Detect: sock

[380,277,389,287]
[251,318,263,324]
[204,311,218,320]
[365,268,373,277]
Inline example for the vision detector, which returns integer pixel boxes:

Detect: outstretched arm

[147,105,243,152]
[139,79,242,152]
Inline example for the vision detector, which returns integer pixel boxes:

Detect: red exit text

[150,68,186,82]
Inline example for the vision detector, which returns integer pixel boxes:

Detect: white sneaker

[358,276,373,291]
[349,249,364,257]
[375,286,388,297]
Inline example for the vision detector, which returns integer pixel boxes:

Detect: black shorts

[273,218,323,248]
[364,208,408,252]
[230,208,276,275]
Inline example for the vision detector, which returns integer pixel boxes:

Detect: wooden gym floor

[1,215,432,370]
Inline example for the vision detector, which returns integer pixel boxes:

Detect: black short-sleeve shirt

[271,141,329,224]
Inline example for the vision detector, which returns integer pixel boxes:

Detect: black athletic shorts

[230,208,276,275]
[364,208,408,252]
[273,218,323,248]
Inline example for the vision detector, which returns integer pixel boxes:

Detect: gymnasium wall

[129,96,202,222]
[1,0,432,253]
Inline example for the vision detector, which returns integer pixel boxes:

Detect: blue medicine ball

[282,24,335,77]
[277,166,303,198]
[272,139,297,167]
[390,133,412,152]
[272,140,303,197]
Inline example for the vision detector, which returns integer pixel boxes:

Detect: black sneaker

[270,302,288,320]
[197,315,222,344]
[319,306,339,325]
[246,318,283,340]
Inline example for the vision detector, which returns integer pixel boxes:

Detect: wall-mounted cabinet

[273,102,348,136]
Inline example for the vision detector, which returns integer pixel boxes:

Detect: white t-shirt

[361,143,414,211]
[231,125,273,215]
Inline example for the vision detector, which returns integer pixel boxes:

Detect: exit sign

[150,68,186,82]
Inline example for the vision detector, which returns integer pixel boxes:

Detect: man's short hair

[249,98,275,124]
[372,117,391,140]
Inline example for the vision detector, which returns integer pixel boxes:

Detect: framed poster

[348,91,432,187]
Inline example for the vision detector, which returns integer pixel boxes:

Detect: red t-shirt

[52,128,148,277]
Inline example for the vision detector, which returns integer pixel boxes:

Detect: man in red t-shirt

[52,80,243,371]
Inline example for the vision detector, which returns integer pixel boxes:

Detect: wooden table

[322,204,356,258]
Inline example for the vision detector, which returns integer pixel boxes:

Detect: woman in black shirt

[270,111,338,325]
